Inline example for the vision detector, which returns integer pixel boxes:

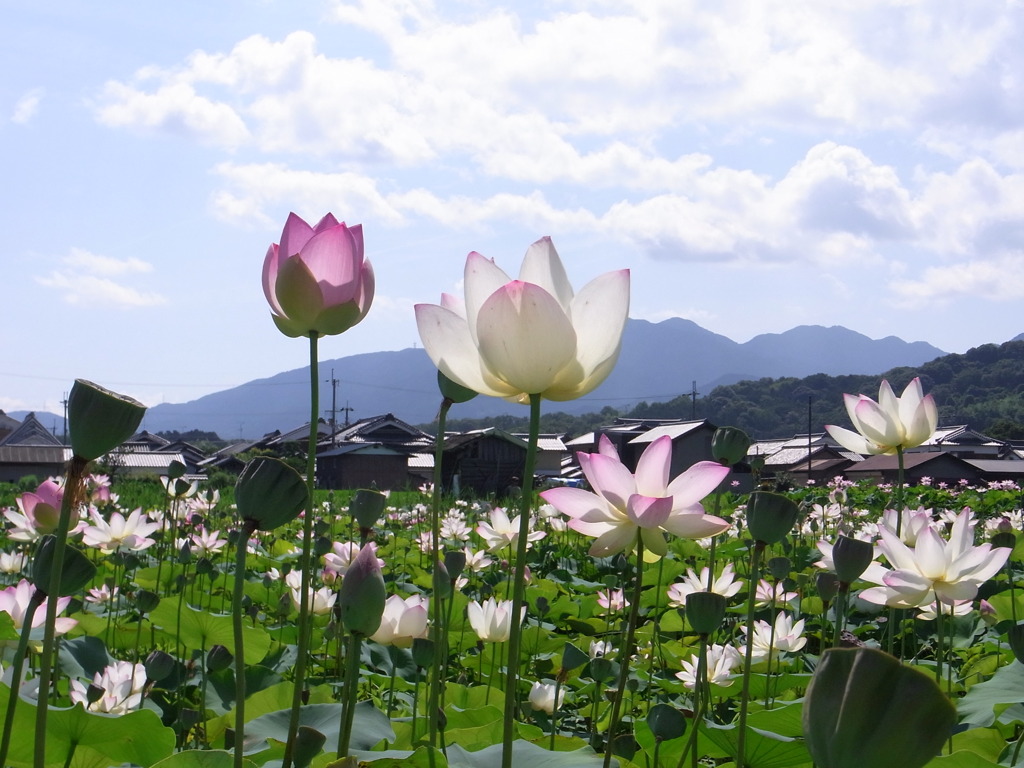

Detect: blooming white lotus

[742,612,807,663]
[541,435,730,560]
[370,594,430,647]
[467,597,525,642]
[676,643,743,689]
[859,508,1010,609]
[80,508,159,554]
[666,563,744,607]
[476,507,545,553]
[70,660,146,714]
[825,377,938,455]
[415,237,629,403]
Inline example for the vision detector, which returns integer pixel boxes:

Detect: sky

[3,0,1023,420]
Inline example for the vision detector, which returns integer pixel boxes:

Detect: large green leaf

[701,722,811,768]
[243,701,394,754]
[444,740,608,767]
[150,750,259,768]
[0,696,174,768]
[958,661,1024,727]
[149,602,271,664]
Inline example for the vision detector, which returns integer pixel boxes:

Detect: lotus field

[2,213,1022,768]
[3,464,1024,768]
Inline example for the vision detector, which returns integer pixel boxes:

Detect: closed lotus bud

[767,556,791,581]
[351,489,387,532]
[816,572,839,603]
[685,591,727,635]
[832,536,874,584]
[746,491,800,545]
[338,543,386,636]
[804,647,955,768]
[67,379,146,462]
[438,370,478,404]
[712,426,751,467]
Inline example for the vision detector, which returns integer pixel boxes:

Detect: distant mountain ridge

[111,318,946,438]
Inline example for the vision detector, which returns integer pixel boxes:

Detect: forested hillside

[436,340,1024,440]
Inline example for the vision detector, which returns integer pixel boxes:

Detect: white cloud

[36,250,166,308]
[11,89,42,124]
[891,253,1024,307]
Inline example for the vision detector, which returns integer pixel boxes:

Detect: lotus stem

[736,540,766,768]
[283,332,320,768]
[500,393,542,768]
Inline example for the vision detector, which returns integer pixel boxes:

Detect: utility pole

[340,401,354,428]
[689,380,699,420]
[325,369,340,445]
[60,392,69,444]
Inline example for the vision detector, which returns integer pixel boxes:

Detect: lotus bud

[438,370,478,404]
[745,491,800,545]
[338,543,386,636]
[803,647,955,768]
[816,572,839,603]
[685,591,727,635]
[711,426,751,467]
[67,379,146,461]
[351,488,387,532]
[235,457,307,531]
[767,556,791,581]
[832,536,874,584]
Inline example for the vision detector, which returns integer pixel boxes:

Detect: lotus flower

[370,594,429,647]
[415,237,629,403]
[467,597,524,642]
[262,212,374,338]
[541,434,730,560]
[859,507,1010,609]
[528,681,565,713]
[825,378,938,455]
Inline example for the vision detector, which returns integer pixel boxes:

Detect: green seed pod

[685,591,727,635]
[67,379,146,461]
[235,456,307,531]
[746,491,800,545]
[711,426,751,467]
[832,535,874,584]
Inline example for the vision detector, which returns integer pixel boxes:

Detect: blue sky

[3,0,1023,417]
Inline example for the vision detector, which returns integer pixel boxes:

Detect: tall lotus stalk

[261,212,374,767]
[415,236,630,767]
[34,380,143,768]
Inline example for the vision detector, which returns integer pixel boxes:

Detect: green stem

[500,394,542,768]
[283,333,320,768]
[736,541,766,768]
[0,588,45,768]
[428,398,452,755]
[337,631,364,758]
[602,532,646,768]
[233,519,257,768]
[34,455,89,768]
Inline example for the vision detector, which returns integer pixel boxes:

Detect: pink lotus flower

[541,435,730,560]
[4,480,69,541]
[262,212,374,338]
[415,237,629,403]
[0,579,76,638]
[826,378,938,455]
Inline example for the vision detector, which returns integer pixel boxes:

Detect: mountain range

[12,319,948,439]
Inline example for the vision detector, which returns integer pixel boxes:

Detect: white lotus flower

[415,237,629,403]
[825,377,938,455]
